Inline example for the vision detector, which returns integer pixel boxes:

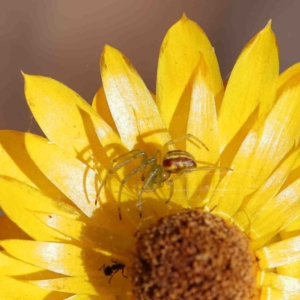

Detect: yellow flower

[1,14,300,299]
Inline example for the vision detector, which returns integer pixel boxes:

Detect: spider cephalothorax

[96,134,226,219]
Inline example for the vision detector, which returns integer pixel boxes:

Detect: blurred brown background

[1,0,300,134]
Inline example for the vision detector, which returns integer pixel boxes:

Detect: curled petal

[186,56,221,201]
[157,14,223,137]
[209,66,300,217]
[0,130,68,201]
[233,148,300,237]
[0,178,81,242]
[24,133,97,217]
[92,86,118,133]
[101,45,170,152]
[23,73,125,169]
[218,21,279,151]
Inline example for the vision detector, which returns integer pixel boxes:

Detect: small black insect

[99,259,128,283]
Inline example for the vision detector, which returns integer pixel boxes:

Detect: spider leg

[172,165,232,180]
[152,149,162,164]
[164,133,209,153]
[95,150,147,205]
[141,150,161,182]
[118,156,157,220]
[164,179,174,204]
[138,165,162,218]
[111,149,147,165]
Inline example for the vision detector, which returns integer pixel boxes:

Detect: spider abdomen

[163,150,197,173]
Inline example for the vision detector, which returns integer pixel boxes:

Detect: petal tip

[103,44,118,55]
[21,71,30,81]
[103,44,110,53]
[101,45,113,64]
[22,73,39,88]
[21,71,27,83]
[265,19,273,30]
[22,72,31,86]
[181,13,188,21]
[258,19,275,39]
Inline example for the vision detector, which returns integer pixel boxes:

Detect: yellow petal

[33,212,133,256]
[256,235,300,269]
[0,276,69,299]
[156,14,223,136]
[0,177,80,241]
[277,62,300,90]
[0,130,69,201]
[233,148,300,236]
[0,239,122,277]
[208,66,300,217]
[0,215,31,241]
[0,251,61,282]
[218,21,278,151]
[258,271,300,293]
[23,73,125,169]
[24,133,97,217]
[101,45,170,152]
[186,56,221,202]
[65,294,116,300]
[277,260,300,280]
[92,86,118,133]
[27,275,129,296]
[92,86,157,143]
[246,178,300,239]
[0,251,43,276]
[23,133,137,230]
[280,217,300,240]
[250,233,281,253]
[187,57,220,160]
[260,286,300,300]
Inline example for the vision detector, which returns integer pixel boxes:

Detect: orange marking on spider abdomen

[163,150,197,173]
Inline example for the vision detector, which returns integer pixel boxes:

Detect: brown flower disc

[132,209,256,300]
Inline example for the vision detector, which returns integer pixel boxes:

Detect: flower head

[1,14,300,299]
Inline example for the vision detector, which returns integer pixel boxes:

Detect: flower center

[132,209,256,300]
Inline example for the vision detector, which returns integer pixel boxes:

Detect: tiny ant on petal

[99,259,127,283]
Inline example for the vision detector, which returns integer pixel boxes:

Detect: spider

[96,134,228,220]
